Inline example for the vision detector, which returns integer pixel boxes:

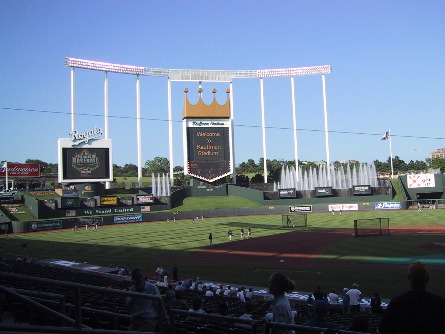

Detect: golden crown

[182,88,231,119]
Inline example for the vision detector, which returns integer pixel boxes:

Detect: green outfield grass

[2,209,445,299]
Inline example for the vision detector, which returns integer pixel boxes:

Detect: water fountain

[277,162,379,191]
[151,173,171,197]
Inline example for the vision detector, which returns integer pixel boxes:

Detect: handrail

[0,271,165,333]
[1,271,370,334]
[0,285,80,327]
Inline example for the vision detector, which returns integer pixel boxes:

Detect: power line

[2,107,445,140]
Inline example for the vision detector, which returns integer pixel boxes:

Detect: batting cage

[282,214,308,228]
[353,218,390,238]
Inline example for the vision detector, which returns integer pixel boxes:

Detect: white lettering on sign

[70,126,103,146]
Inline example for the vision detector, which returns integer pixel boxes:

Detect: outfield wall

[11,200,405,233]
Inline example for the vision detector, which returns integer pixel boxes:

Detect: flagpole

[5,161,8,190]
[389,129,394,179]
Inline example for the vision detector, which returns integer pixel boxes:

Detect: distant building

[431,148,445,159]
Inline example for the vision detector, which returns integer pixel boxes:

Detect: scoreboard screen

[62,148,111,181]
[186,126,231,182]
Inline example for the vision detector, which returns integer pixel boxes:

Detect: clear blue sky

[1,0,444,167]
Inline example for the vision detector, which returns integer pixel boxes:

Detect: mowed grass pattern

[2,208,445,298]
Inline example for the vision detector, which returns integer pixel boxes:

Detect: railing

[0,271,161,333]
[1,271,374,334]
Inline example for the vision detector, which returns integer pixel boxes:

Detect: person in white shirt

[245,287,254,300]
[346,283,362,314]
[215,284,224,296]
[328,289,339,304]
[205,286,214,297]
[237,287,246,302]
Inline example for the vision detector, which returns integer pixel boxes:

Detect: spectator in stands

[182,279,192,290]
[370,291,384,314]
[349,314,369,333]
[215,284,224,296]
[173,291,189,310]
[224,286,232,297]
[187,296,205,323]
[171,264,178,282]
[245,287,254,300]
[268,272,296,334]
[328,289,339,305]
[341,288,350,314]
[175,281,183,291]
[313,285,324,300]
[205,286,214,297]
[307,294,314,305]
[127,267,169,332]
[346,283,362,314]
[302,300,339,332]
[378,261,445,334]
[189,279,197,291]
[237,301,254,330]
[124,263,131,276]
[165,284,176,300]
[237,287,246,302]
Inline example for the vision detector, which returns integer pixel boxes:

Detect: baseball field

[2,203,445,300]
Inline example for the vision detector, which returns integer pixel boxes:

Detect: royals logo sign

[70,126,103,146]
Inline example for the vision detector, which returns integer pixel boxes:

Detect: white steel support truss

[66,57,331,185]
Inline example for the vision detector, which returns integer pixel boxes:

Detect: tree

[407,160,428,172]
[430,157,445,172]
[173,166,184,174]
[235,174,249,186]
[144,157,170,175]
[113,164,123,177]
[391,156,408,174]
[250,173,264,183]
[374,159,390,174]
[122,164,138,177]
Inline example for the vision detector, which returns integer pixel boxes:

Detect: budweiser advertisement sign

[0,163,41,177]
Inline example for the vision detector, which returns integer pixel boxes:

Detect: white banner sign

[407,174,435,188]
[328,204,359,211]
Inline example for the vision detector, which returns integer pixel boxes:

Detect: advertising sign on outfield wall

[279,188,297,198]
[375,202,401,210]
[136,195,154,204]
[328,204,358,211]
[113,214,142,224]
[30,220,63,232]
[315,187,333,197]
[353,185,372,195]
[289,205,312,213]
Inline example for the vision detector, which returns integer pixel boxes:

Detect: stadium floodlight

[257,65,331,78]
[65,57,145,75]
[65,57,331,81]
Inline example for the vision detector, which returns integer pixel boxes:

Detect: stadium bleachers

[0,257,383,333]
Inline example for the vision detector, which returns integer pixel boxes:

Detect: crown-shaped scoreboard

[183,88,233,182]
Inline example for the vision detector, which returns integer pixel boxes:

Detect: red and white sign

[0,163,40,177]
[408,174,435,188]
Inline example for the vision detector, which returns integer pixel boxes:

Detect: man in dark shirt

[378,261,445,334]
